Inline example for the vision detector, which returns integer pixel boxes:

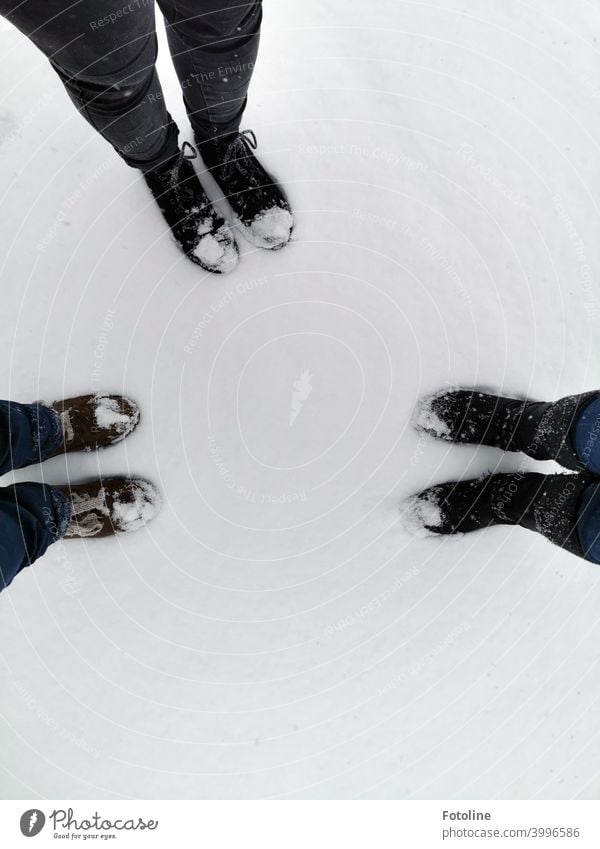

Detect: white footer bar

[0,800,598,847]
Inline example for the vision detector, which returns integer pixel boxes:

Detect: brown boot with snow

[44,393,140,457]
[55,477,161,538]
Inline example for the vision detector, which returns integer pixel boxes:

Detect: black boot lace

[221,130,259,182]
[165,141,198,207]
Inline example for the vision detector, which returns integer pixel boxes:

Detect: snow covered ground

[1,0,600,800]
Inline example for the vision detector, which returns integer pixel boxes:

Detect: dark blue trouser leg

[0,401,71,590]
[0,400,63,474]
[576,482,600,564]
[573,396,600,562]
[0,485,71,590]
[572,395,600,474]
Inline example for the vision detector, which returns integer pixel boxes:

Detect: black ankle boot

[197,130,293,250]
[409,472,589,558]
[414,389,599,470]
[144,142,238,273]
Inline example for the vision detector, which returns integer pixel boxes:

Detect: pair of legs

[409,389,600,563]
[2,0,261,167]
[1,0,292,270]
[0,395,159,591]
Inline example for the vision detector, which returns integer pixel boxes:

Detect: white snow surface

[1,0,600,800]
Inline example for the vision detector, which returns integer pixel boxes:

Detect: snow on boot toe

[110,478,161,534]
[93,394,140,444]
[402,492,444,536]
[192,221,239,273]
[412,392,454,440]
[242,206,294,250]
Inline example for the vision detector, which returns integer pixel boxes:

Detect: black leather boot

[409,472,589,559]
[145,142,238,273]
[414,389,599,471]
[198,130,293,250]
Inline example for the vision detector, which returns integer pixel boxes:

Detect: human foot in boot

[44,393,140,458]
[406,472,588,558]
[414,389,600,470]
[56,477,161,538]
[145,142,239,273]
[198,130,293,250]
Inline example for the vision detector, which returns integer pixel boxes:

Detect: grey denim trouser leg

[0,0,262,170]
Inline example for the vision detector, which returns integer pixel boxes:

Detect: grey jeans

[1,0,262,171]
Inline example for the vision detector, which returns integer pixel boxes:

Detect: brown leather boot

[55,477,161,538]
[44,393,140,457]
